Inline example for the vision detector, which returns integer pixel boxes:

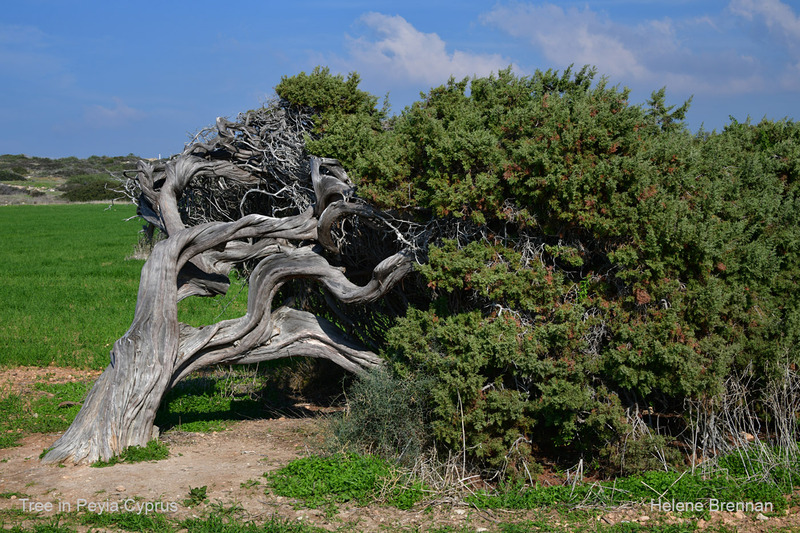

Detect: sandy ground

[0,418,509,532]
[2,368,799,532]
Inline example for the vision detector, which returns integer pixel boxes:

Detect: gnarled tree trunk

[42,139,415,463]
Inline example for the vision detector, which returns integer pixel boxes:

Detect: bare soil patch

[0,366,102,400]
[0,419,506,532]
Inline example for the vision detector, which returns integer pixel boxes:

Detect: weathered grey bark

[42,138,414,463]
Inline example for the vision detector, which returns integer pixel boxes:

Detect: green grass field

[0,204,143,369]
[0,203,248,369]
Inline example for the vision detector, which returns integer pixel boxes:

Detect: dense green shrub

[599,432,683,477]
[58,174,121,201]
[328,368,432,465]
[0,169,26,181]
[274,67,800,476]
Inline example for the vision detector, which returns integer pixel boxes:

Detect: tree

[43,66,800,473]
[42,98,417,464]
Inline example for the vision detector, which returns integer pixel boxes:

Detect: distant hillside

[0,154,140,204]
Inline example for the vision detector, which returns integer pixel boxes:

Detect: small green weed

[0,508,29,521]
[0,492,30,499]
[265,453,424,510]
[4,516,76,533]
[183,486,208,508]
[91,440,169,467]
[207,499,245,519]
[239,479,261,489]
[422,527,474,533]
[119,440,169,462]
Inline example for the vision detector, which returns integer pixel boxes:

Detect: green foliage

[284,64,800,473]
[0,169,26,181]
[265,453,424,509]
[239,478,261,489]
[183,486,208,507]
[276,66,380,118]
[275,67,387,172]
[0,492,30,499]
[388,307,624,471]
[716,445,800,491]
[275,67,397,196]
[599,433,683,477]
[91,440,169,467]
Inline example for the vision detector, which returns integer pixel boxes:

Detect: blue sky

[2,0,799,158]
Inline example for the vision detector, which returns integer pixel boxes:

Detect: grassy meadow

[0,203,248,370]
[1,203,143,369]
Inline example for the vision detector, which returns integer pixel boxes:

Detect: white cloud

[481,4,648,80]
[480,2,794,94]
[346,12,513,85]
[727,0,800,90]
[84,98,145,129]
[729,0,800,44]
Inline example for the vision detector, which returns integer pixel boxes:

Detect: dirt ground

[1,368,799,532]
